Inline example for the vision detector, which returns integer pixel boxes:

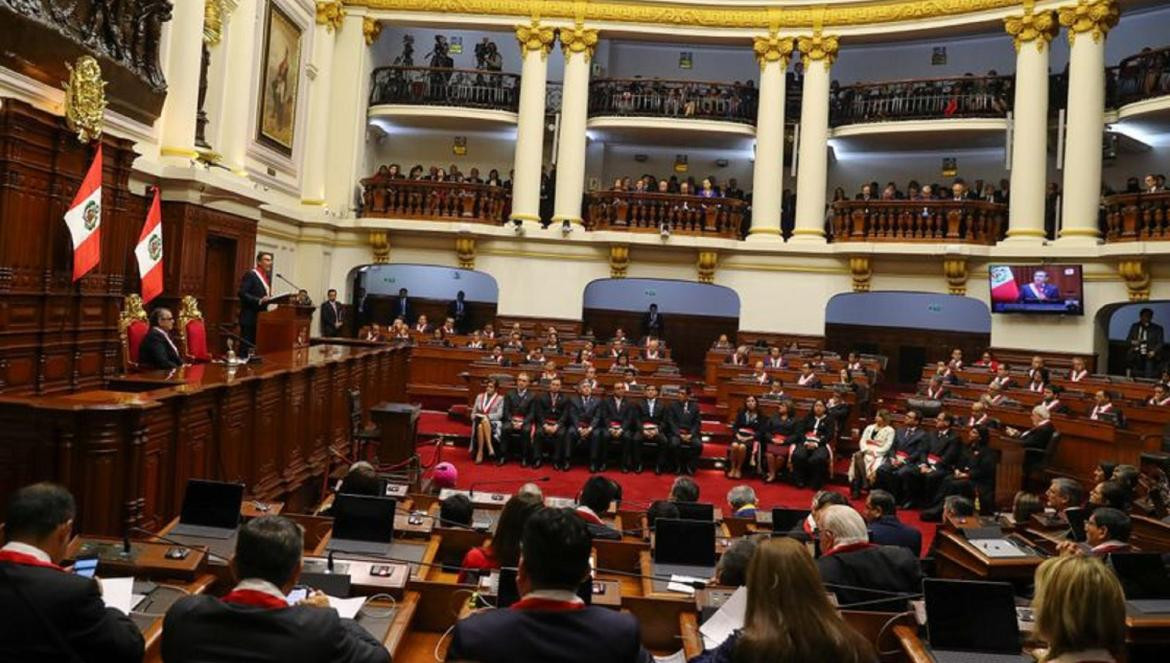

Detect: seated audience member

[645,500,680,533]
[1027,368,1050,393]
[1092,461,1117,485]
[139,307,183,370]
[975,350,999,372]
[981,382,1009,407]
[690,538,873,663]
[863,489,922,557]
[1089,390,1116,421]
[989,363,1016,390]
[874,409,927,502]
[712,334,732,350]
[764,345,786,369]
[162,516,388,663]
[898,412,959,509]
[574,476,622,540]
[727,485,759,518]
[921,425,996,521]
[1005,405,1055,450]
[790,399,836,489]
[713,537,758,588]
[667,385,702,476]
[1149,382,1170,406]
[1058,507,1132,558]
[796,362,821,387]
[748,361,769,385]
[762,400,798,482]
[967,401,991,428]
[363,324,383,342]
[669,476,701,504]
[633,383,669,475]
[431,462,459,491]
[440,493,474,528]
[1027,355,1047,381]
[446,508,651,663]
[932,362,958,386]
[1088,480,1130,511]
[319,461,380,516]
[532,377,570,470]
[500,373,535,466]
[0,483,144,663]
[1031,556,1125,663]
[487,344,510,366]
[517,482,544,501]
[458,493,544,583]
[1042,385,1068,415]
[947,348,963,370]
[815,505,922,612]
[471,378,503,464]
[1046,478,1085,518]
[414,314,430,334]
[848,409,895,499]
[728,395,763,480]
[1010,491,1045,526]
[1068,357,1089,382]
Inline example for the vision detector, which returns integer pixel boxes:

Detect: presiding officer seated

[139,306,184,370]
[0,482,144,663]
[162,515,388,663]
[446,508,651,663]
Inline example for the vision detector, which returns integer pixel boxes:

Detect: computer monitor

[495,567,592,607]
[179,479,244,529]
[299,571,353,598]
[1110,553,1170,600]
[770,508,811,534]
[653,518,716,567]
[331,494,396,544]
[1064,507,1088,543]
[673,501,715,522]
[924,579,1021,655]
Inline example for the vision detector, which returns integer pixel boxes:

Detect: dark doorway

[203,236,237,352]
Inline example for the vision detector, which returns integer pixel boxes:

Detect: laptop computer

[326,494,396,556]
[1110,553,1170,613]
[653,518,717,580]
[924,578,1031,663]
[770,508,810,534]
[494,567,593,608]
[674,501,715,522]
[170,479,245,539]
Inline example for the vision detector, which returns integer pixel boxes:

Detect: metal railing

[1115,45,1170,107]
[359,177,511,224]
[587,78,759,125]
[369,65,521,112]
[1103,191,1170,241]
[585,191,747,238]
[829,200,1006,245]
[830,75,1013,126]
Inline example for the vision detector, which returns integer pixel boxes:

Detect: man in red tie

[238,251,274,357]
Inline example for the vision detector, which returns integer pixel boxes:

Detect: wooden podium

[256,295,315,355]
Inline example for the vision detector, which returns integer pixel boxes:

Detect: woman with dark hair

[728,395,763,480]
[457,493,543,583]
[763,401,799,483]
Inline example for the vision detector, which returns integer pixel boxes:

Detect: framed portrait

[257,2,302,155]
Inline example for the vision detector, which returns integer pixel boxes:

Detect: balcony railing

[829,200,1006,244]
[1116,46,1170,107]
[1103,191,1170,241]
[830,75,1013,126]
[359,177,511,224]
[585,191,746,238]
[587,78,759,125]
[369,66,521,112]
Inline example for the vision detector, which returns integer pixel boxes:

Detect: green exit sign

[927,304,942,312]
[644,290,656,297]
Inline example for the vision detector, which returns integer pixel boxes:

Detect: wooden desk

[361,591,420,659]
[134,574,218,663]
[679,612,703,659]
[932,530,1043,582]
[893,624,932,663]
[314,532,441,581]
[1131,515,1170,553]
[71,536,207,581]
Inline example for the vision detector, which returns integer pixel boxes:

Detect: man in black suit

[447,507,649,663]
[900,412,960,509]
[532,377,571,470]
[874,410,927,502]
[631,384,669,475]
[320,289,344,337]
[569,381,602,472]
[642,303,664,339]
[572,476,623,541]
[1126,307,1164,378]
[596,381,636,473]
[816,505,921,612]
[139,307,184,370]
[500,373,536,467]
[666,385,702,476]
[0,483,143,663]
[447,290,470,334]
[238,251,274,357]
[862,489,922,557]
[162,515,387,663]
[392,288,411,324]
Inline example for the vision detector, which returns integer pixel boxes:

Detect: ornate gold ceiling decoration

[344,0,1025,29]
[1003,0,1058,52]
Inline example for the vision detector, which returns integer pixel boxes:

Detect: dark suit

[320,300,343,337]
[1018,422,1054,451]
[447,298,470,334]
[532,392,571,466]
[899,428,960,506]
[595,397,636,468]
[1126,321,1165,378]
[817,544,922,612]
[631,397,669,471]
[867,515,923,557]
[666,399,702,473]
[790,414,836,489]
[501,389,536,462]
[391,296,411,324]
[139,327,183,369]
[567,395,603,466]
[446,603,650,663]
[0,557,144,663]
[642,311,664,338]
[237,270,270,355]
[932,442,998,514]
[162,594,387,663]
[874,426,928,501]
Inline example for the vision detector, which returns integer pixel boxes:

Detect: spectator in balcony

[1146,173,1164,193]
[465,168,483,184]
[408,164,424,179]
[486,169,503,187]
[699,178,719,198]
[906,181,920,200]
[950,179,969,201]
[831,187,848,204]
[856,183,875,201]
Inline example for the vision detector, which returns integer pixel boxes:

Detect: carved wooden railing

[1103,191,1170,242]
[368,66,521,112]
[585,191,746,238]
[359,177,511,224]
[830,74,1013,126]
[588,78,759,125]
[1115,45,1170,107]
[829,200,1006,245]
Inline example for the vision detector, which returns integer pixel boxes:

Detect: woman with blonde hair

[1032,555,1125,662]
[688,538,873,663]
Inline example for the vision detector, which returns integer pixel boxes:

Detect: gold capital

[849,256,872,292]
[369,231,390,264]
[315,0,345,32]
[559,24,599,61]
[1058,0,1119,45]
[797,31,839,69]
[697,251,718,284]
[1003,2,1058,52]
[609,244,629,279]
[363,17,382,45]
[752,34,795,70]
[1119,259,1151,301]
[516,20,555,58]
[943,257,968,296]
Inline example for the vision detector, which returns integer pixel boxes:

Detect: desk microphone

[275,273,304,294]
[216,324,261,362]
[128,526,232,564]
[468,476,550,499]
[327,550,335,573]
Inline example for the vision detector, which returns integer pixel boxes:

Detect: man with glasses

[139,307,184,369]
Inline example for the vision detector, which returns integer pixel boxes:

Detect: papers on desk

[100,577,138,615]
[666,574,704,595]
[328,596,367,620]
[699,586,747,650]
[970,538,1029,558]
[653,650,687,663]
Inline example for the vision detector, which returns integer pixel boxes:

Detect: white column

[213,0,260,175]
[1057,0,1118,243]
[301,14,338,206]
[1003,10,1056,243]
[324,14,376,214]
[791,34,838,242]
[552,26,598,227]
[746,36,791,242]
[157,0,206,161]
[511,22,555,225]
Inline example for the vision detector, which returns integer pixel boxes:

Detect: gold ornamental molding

[559,24,600,61]
[63,56,107,144]
[849,256,872,292]
[1118,258,1150,302]
[943,257,968,296]
[697,251,718,284]
[797,30,840,68]
[316,0,346,32]
[1058,0,1119,45]
[204,0,238,46]
[369,230,390,263]
[455,236,477,269]
[610,244,629,279]
[1003,1,1058,52]
[363,17,383,45]
[516,20,556,57]
[752,33,795,70]
[344,0,1025,29]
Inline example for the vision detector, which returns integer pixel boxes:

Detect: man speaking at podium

[238,252,274,357]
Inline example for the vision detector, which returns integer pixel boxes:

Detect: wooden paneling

[827,323,990,386]
[583,307,737,376]
[988,346,1096,373]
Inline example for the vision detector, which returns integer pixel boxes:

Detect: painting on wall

[257,2,302,155]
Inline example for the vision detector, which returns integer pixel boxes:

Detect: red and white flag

[135,188,164,304]
[64,146,102,281]
[990,265,1020,302]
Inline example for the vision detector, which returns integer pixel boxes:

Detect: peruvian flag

[135,188,164,304]
[64,146,102,281]
[990,265,1020,303]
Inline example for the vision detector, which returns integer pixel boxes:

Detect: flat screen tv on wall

[989,264,1084,315]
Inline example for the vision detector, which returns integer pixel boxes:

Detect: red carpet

[415,411,937,553]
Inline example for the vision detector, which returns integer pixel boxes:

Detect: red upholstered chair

[178,295,212,362]
[118,294,149,372]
